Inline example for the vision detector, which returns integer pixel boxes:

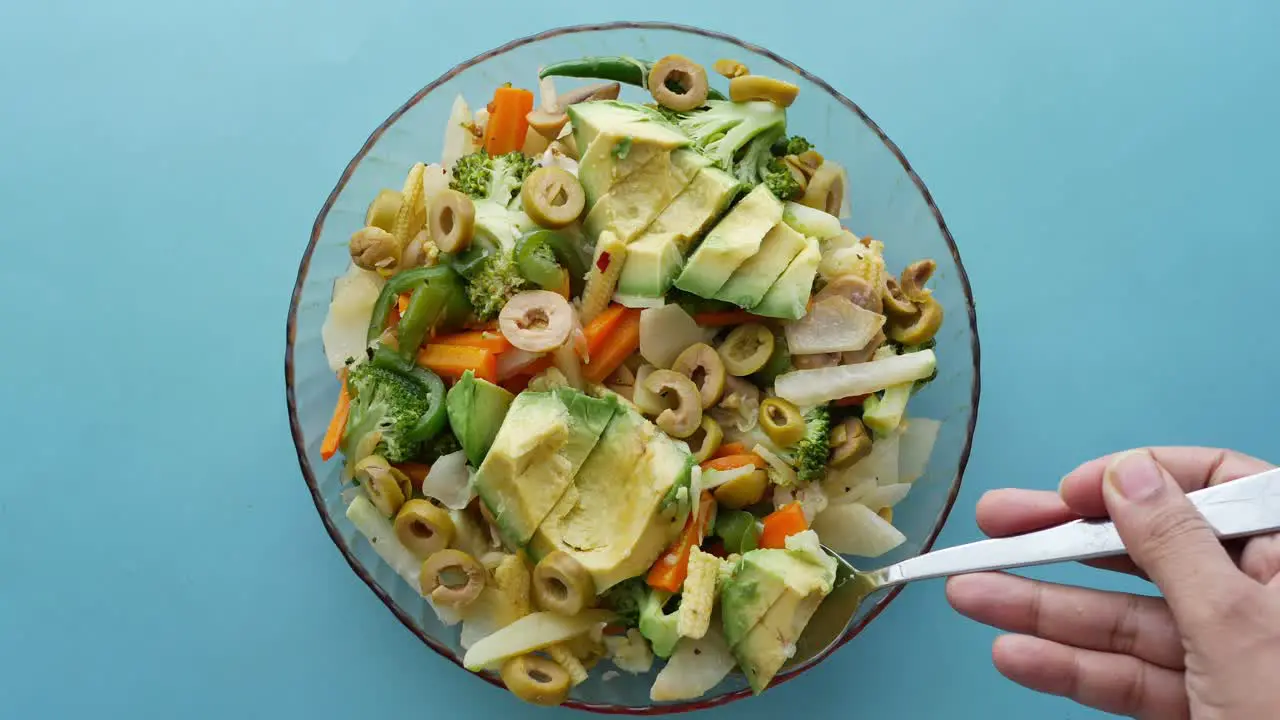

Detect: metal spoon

[786,466,1280,670]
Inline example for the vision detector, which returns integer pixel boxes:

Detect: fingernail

[1105,451,1164,502]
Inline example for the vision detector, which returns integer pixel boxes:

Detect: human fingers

[975,489,1077,537]
[947,573,1183,669]
[1101,451,1250,625]
[1240,533,1280,586]
[992,634,1189,720]
[1060,447,1274,518]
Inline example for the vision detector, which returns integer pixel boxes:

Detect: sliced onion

[462,610,615,671]
[821,473,877,506]
[811,502,905,558]
[899,418,941,483]
[613,293,666,309]
[496,348,547,381]
[858,483,912,510]
[421,162,450,201]
[639,303,707,368]
[420,450,474,510]
[774,350,937,406]
[784,296,885,354]
[347,495,460,625]
[321,265,385,371]
[702,465,755,490]
[649,628,736,702]
[441,94,478,171]
[553,340,584,390]
[752,444,796,487]
[459,586,521,649]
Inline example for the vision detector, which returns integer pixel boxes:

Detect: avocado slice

[576,134,669,208]
[645,166,743,254]
[674,184,784,298]
[530,404,693,592]
[750,236,822,320]
[615,231,684,302]
[713,221,809,309]
[735,585,828,693]
[567,100,690,160]
[472,389,618,547]
[444,370,515,467]
[583,149,708,243]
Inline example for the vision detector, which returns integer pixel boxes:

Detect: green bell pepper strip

[539,56,726,101]
[367,345,448,444]
[714,509,760,555]
[514,230,588,296]
[367,265,470,344]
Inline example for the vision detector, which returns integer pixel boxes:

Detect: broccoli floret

[771,134,813,157]
[669,100,787,186]
[601,578,681,658]
[465,251,528,322]
[418,429,462,464]
[794,405,831,484]
[449,150,539,206]
[343,362,435,463]
[762,157,804,200]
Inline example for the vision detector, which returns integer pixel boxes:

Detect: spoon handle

[877,467,1280,588]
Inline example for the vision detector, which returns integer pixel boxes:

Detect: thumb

[1103,450,1241,622]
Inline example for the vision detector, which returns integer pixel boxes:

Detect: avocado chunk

[750,235,821,320]
[674,184,784,298]
[615,231,684,302]
[530,404,693,592]
[719,545,836,693]
[781,201,842,239]
[583,149,708,243]
[445,370,516,466]
[713,221,808,309]
[567,100,690,161]
[473,389,618,547]
[646,166,743,254]
[576,134,670,208]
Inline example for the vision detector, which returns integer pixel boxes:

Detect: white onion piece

[752,444,796,487]
[421,162,450,201]
[347,495,460,626]
[420,451,474,510]
[639,303,705,368]
[784,296,885,354]
[459,587,520,649]
[899,418,941,483]
[613,293,666,309]
[463,610,615,671]
[774,350,937,406]
[649,628,736,702]
[441,94,478,171]
[811,502,905,558]
[496,348,546,380]
[782,201,843,239]
[701,465,755,490]
[858,483,912,510]
[821,474,877,506]
[321,265,385,371]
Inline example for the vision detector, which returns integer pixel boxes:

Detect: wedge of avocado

[577,134,669,208]
[615,231,683,301]
[750,235,821,320]
[472,389,618,547]
[713,220,809,309]
[674,184,784,298]
[567,100,690,160]
[645,166,743,254]
[735,584,828,693]
[530,404,692,592]
[445,370,515,467]
[582,149,708,243]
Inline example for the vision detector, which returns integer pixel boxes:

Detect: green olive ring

[648,54,710,112]
[686,416,724,464]
[829,417,873,468]
[887,294,944,346]
[799,162,844,216]
[671,343,727,409]
[759,397,805,447]
[899,259,938,303]
[500,654,572,706]
[428,189,476,254]
[355,455,409,516]
[531,551,595,616]
[419,549,486,608]
[394,499,456,560]
[712,58,750,79]
[718,323,775,376]
[349,226,401,272]
[521,167,585,229]
[643,369,704,438]
[728,74,800,108]
[881,277,919,320]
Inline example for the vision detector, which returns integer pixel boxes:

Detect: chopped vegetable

[647,492,715,593]
[463,609,614,671]
[898,417,941,483]
[419,450,475,510]
[639,303,708,369]
[858,483,912,511]
[811,502,905,557]
[759,502,808,549]
[514,229,588,295]
[605,628,655,674]
[649,628,736,702]
[322,266,384,371]
[692,309,759,327]
[711,441,746,458]
[417,343,497,383]
[784,296,885,354]
[433,329,513,354]
[774,349,937,406]
[677,547,719,639]
[714,509,759,555]
[582,307,641,384]
[343,350,447,463]
[442,94,480,170]
[665,100,786,186]
[320,373,350,461]
[482,86,535,156]
[580,231,627,323]
[538,56,726,100]
[700,453,765,472]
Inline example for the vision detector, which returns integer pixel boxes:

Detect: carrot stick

[692,310,760,327]
[647,492,715,592]
[700,453,766,472]
[416,344,497,383]
[320,371,350,461]
[711,442,747,459]
[583,308,641,384]
[483,86,534,155]
[582,304,629,357]
[759,502,808,549]
[432,329,512,355]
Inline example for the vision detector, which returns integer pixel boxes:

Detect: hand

[945,448,1280,719]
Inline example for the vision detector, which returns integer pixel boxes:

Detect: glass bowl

[286,21,980,714]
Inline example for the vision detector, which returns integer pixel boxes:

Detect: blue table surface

[3,1,1277,718]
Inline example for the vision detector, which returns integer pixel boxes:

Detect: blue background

[2,1,1277,718]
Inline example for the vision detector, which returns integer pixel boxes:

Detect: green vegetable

[514,229,589,295]
[792,405,831,484]
[770,135,813,157]
[715,510,760,555]
[539,56,726,100]
[396,281,448,358]
[367,265,470,344]
[752,331,792,386]
[343,349,447,463]
[448,149,539,207]
[445,369,515,466]
[418,429,462,464]
[665,100,787,186]
[863,384,911,437]
[903,338,939,392]
[465,252,529,322]
[762,157,803,200]
[601,577,682,658]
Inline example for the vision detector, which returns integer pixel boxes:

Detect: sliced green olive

[631,364,669,416]
[712,58,750,79]
[713,468,769,509]
[795,150,824,172]
[427,189,476,254]
[799,162,845,216]
[899,259,937,303]
[394,499,456,560]
[643,369,703,438]
[355,455,408,516]
[648,54,710,112]
[419,549,485,608]
[365,189,404,232]
[829,417,873,468]
[887,294,944,345]
[532,551,595,616]
[349,226,401,272]
[759,397,805,447]
[521,167,585,229]
[501,654,571,706]
[671,343,727,409]
[527,109,570,140]
[718,323,775,376]
[685,416,724,464]
[882,277,919,320]
[728,74,800,107]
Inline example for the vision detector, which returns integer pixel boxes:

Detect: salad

[318,53,944,706]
